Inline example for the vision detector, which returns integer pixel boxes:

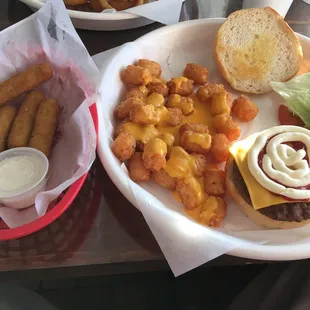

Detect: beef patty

[232,161,310,222]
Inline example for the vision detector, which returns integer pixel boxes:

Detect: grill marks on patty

[231,161,310,223]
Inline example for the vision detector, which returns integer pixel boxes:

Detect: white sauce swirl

[248,126,310,200]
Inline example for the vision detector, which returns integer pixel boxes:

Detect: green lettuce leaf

[271,73,310,129]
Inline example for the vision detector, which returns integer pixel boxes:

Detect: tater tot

[124,86,149,100]
[29,98,60,157]
[196,83,225,102]
[179,123,209,136]
[0,63,53,107]
[204,169,225,196]
[152,169,176,190]
[232,95,259,122]
[183,63,208,85]
[164,146,189,178]
[115,121,159,150]
[114,97,143,120]
[0,106,17,152]
[8,91,44,149]
[135,59,162,78]
[128,152,150,182]
[167,108,183,126]
[157,133,175,149]
[180,131,212,155]
[147,79,168,97]
[167,77,194,96]
[111,132,136,162]
[129,104,160,125]
[213,114,241,141]
[210,134,230,162]
[120,65,152,86]
[199,196,227,227]
[190,154,207,177]
[178,96,194,115]
[146,93,165,108]
[176,177,204,210]
[114,119,130,138]
[166,94,194,115]
[210,92,231,116]
[142,138,167,172]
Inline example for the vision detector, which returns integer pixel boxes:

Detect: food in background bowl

[111,58,259,228]
[64,0,149,12]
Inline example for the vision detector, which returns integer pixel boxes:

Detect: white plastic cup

[0,148,49,209]
[242,0,294,17]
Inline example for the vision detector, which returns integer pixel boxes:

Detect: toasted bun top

[215,7,302,94]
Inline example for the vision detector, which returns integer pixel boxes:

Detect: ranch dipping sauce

[0,155,46,196]
[0,147,49,209]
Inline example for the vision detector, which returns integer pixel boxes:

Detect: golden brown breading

[232,95,259,122]
[128,152,150,182]
[183,63,208,85]
[111,132,136,162]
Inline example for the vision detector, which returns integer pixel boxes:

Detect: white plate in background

[97,18,310,264]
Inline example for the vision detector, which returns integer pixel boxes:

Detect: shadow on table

[103,169,163,258]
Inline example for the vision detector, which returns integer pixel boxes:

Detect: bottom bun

[225,155,310,229]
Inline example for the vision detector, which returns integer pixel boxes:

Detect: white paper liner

[0,0,99,228]
[96,19,310,276]
[124,0,185,25]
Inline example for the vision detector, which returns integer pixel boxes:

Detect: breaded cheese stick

[0,106,17,152]
[29,98,60,157]
[0,63,53,106]
[7,91,45,149]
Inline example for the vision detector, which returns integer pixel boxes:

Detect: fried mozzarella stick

[0,63,53,107]
[8,91,45,149]
[29,98,60,157]
[0,106,17,152]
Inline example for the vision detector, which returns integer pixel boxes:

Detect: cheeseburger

[226,125,310,229]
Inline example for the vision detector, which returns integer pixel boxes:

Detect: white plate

[97,18,310,261]
[22,0,154,31]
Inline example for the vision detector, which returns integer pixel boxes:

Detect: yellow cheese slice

[229,134,292,210]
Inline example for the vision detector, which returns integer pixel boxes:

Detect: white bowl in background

[21,0,154,31]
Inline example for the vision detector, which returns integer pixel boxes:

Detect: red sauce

[278,105,304,127]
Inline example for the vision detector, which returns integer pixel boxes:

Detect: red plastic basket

[0,103,98,241]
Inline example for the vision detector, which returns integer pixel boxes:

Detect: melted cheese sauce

[123,93,216,223]
[122,123,158,144]
[159,95,215,223]
[157,94,214,145]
